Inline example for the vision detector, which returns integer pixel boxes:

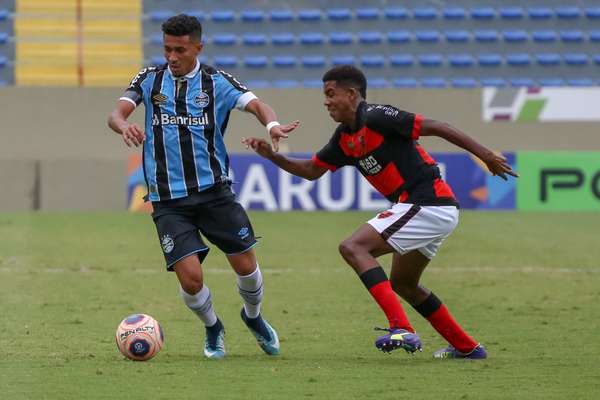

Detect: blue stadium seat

[271,33,294,46]
[480,78,507,87]
[329,32,353,45]
[388,31,411,44]
[448,54,474,67]
[0,10,10,21]
[356,8,379,20]
[564,53,588,66]
[500,7,524,20]
[241,9,264,23]
[532,30,557,43]
[594,55,600,65]
[478,54,502,67]
[567,78,594,86]
[390,54,414,67]
[418,54,443,67]
[303,79,323,88]
[270,9,294,22]
[510,78,535,87]
[586,8,600,19]
[560,31,584,43]
[298,9,322,22]
[361,55,385,68]
[273,80,300,88]
[503,30,528,43]
[393,78,418,88]
[0,32,7,44]
[474,30,499,43]
[272,56,297,68]
[211,10,235,23]
[244,56,268,68]
[331,55,356,65]
[247,80,269,89]
[556,7,581,19]
[590,31,600,42]
[214,56,238,69]
[242,33,266,46]
[539,78,565,86]
[369,78,389,88]
[302,56,326,68]
[445,30,469,43]
[471,7,495,20]
[451,78,477,88]
[0,80,7,87]
[327,8,351,22]
[358,31,383,45]
[506,53,531,66]
[536,53,561,66]
[413,8,438,20]
[300,32,324,45]
[187,11,205,21]
[421,78,447,88]
[212,33,236,46]
[149,34,162,45]
[384,8,409,20]
[150,56,164,65]
[528,7,553,20]
[442,7,466,20]
[415,30,440,43]
[149,10,174,22]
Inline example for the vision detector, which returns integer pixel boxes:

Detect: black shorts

[151,183,257,271]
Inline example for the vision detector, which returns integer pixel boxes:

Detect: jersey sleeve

[215,70,258,111]
[312,128,348,172]
[119,66,155,107]
[366,105,423,141]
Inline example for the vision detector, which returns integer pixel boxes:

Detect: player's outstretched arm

[107,101,146,148]
[420,119,518,180]
[242,137,327,181]
[244,99,300,152]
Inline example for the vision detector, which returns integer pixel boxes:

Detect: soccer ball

[115,313,164,361]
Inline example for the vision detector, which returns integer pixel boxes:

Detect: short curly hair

[322,65,367,99]
[161,14,202,41]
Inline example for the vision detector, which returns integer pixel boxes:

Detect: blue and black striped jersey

[120,61,257,202]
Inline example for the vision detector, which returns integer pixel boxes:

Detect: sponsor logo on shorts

[377,211,394,219]
[161,234,174,254]
[238,227,250,239]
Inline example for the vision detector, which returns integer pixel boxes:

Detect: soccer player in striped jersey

[108,14,299,359]
[243,65,517,359]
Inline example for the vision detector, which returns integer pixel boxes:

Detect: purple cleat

[433,344,487,359]
[374,327,422,354]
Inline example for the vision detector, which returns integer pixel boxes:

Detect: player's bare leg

[338,224,421,353]
[227,249,280,355]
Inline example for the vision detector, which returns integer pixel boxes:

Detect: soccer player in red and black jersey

[243,66,517,359]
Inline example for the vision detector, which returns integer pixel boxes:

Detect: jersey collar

[168,59,200,80]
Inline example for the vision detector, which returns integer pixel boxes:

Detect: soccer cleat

[240,308,280,356]
[433,344,487,359]
[204,319,225,359]
[374,327,422,354]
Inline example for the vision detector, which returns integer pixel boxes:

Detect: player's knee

[338,239,358,260]
[179,275,203,295]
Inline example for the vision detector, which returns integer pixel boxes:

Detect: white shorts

[367,203,459,259]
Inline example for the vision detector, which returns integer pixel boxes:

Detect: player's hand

[121,123,146,147]
[269,120,300,152]
[242,137,274,158]
[483,152,519,180]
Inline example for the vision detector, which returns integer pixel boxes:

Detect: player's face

[163,34,203,77]
[323,81,357,123]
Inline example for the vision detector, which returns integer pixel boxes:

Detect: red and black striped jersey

[312,102,458,207]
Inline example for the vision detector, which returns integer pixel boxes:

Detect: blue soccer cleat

[240,308,280,356]
[204,319,225,359]
[433,344,487,359]
[375,327,423,354]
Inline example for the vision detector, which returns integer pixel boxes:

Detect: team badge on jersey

[161,234,174,254]
[152,93,168,105]
[194,92,210,108]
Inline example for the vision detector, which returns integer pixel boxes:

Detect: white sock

[180,285,218,327]
[237,265,263,319]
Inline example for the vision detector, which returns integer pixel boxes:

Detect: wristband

[266,121,280,134]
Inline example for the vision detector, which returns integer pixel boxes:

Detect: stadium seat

[187,11,205,21]
[272,55,297,68]
[0,56,6,67]
[555,7,581,19]
[212,33,236,46]
[451,78,477,88]
[241,9,264,23]
[506,53,531,66]
[361,55,385,68]
[0,32,8,44]
[442,7,466,20]
[413,8,437,20]
[393,78,418,88]
[474,30,499,42]
[503,30,528,43]
[300,32,324,45]
[211,10,235,23]
[445,30,469,43]
[532,31,557,43]
[478,54,502,67]
[471,7,495,20]
[149,10,174,22]
[0,80,7,87]
[327,8,351,22]
[242,34,266,46]
[298,9,322,22]
[0,9,10,21]
[244,56,268,68]
[536,53,561,66]
[247,80,269,89]
[390,54,414,67]
[369,78,389,88]
[356,8,379,20]
[500,7,524,20]
[388,31,411,44]
[567,78,594,86]
[539,78,565,86]
[590,31,600,42]
[271,33,294,46]
[560,31,584,43]
[421,78,446,88]
[418,54,443,67]
[384,8,409,20]
[415,30,440,43]
[448,54,474,67]
[270,10,294,22]
[214,56,238,68]
[273,80,300,88]
[586,8,600,19]
[480,78,507,87]
[528,7,553,20]
[150,56,164,65]
[358,31,383,45]
[331,55,356,65]
[302,56,326,68]
[303,79,323,88]
[329,32,353,45]
[510,78,535,87]
[564,53,588,66]
[594,55,600,65]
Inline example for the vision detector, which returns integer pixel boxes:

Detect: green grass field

[1,211,600,399]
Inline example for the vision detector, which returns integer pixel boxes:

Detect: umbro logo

[152,93,168,105]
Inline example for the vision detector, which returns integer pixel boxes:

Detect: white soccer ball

[115,313,164,361]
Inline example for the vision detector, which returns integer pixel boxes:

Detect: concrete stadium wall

[1,87,598,211]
